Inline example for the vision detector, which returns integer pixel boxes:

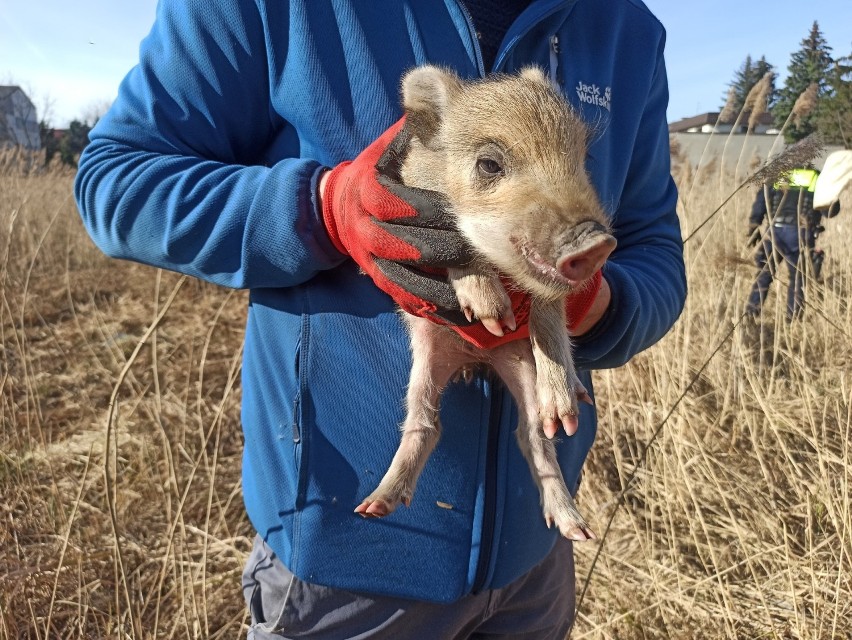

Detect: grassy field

[0,143,850,639]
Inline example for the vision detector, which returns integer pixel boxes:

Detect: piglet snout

[556,222,616,285]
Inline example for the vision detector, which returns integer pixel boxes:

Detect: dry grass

[1,139,850,638]
[0,153,251,638]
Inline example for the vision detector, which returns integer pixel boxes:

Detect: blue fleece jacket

[75,0,686,602]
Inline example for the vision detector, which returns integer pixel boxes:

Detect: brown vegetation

[1,139,850,638]
[0,153,250,638]
[575,145,851,638]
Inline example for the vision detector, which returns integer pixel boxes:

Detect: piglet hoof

[354,500,392,518]
[354,492,410,518]
[563,524,597,542]
[573,377,593,406]
[542,414,578,439]
[453,274,513,336]
[479,316,505,337]
[475,310,518,337]
[540,373,593,437]
[539,387,579,438]
[545,513,597,541]
[501,308,517,333]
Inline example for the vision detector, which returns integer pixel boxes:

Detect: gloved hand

[448,270,604,349]
[747,223,761,247]
[321,118,475,320]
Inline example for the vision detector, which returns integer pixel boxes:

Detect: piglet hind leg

[491,340,595,540]
[355,317,468,518]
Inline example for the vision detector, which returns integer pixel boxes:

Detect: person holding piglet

[75,0,686,636]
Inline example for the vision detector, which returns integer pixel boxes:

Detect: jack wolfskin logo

[575,82,611,111]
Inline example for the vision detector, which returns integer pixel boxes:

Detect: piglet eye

[476,157,504,177]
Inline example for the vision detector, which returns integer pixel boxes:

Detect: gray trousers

[242,535,576,639]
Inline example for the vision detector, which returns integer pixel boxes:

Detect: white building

[668,111,779,136]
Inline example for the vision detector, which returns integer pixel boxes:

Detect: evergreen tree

[814,50,852,146]
[724,55,775,116]
[774,21,834,141]
[58,120,92,167]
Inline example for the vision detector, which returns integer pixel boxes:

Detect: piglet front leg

[448,261,515,337]
[491,338,595,540]
[529,297,590,439]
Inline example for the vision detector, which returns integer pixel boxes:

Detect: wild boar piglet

[356,65,616,540]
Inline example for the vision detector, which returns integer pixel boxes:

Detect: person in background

[74,1,686,637]
[746,166,840,320]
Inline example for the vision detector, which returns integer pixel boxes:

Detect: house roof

[669,113,720,132]
[669,111,775,133]
[0,86,25,99]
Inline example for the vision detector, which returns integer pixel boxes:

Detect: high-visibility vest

[769,168,819,224]
[774,168,819,192]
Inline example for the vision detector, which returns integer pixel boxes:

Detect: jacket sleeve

[74,0,344,290]
[572,36,687,370]
[749,188,768,226]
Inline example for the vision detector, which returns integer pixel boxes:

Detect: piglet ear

[401,65,462,145]
[518,65,555,89]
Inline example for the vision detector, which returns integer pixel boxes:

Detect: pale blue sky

[2,1,851,128]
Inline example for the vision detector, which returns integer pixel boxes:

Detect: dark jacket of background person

[750,168,820,233]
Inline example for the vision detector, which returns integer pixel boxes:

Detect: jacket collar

[494,0,580,72]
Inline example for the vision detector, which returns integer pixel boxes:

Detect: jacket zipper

[454,0,572,594]
[453,0,486,76]
[451,0,497,589]
[549,34,562,86]
[472,377,503,592]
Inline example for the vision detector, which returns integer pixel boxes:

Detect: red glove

[447,270,604,349]
[321,118,475,319]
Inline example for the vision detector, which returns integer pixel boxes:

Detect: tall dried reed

[768,83,822,160]
[719,88,738,127]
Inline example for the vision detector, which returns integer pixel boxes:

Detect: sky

[2,0,851,129]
